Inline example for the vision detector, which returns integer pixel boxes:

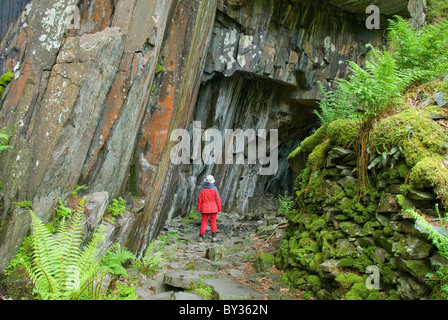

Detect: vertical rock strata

[0,0,420,270]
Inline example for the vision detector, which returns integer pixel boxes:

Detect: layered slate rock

[0,0,421,272]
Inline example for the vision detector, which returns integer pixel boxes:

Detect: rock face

[0,0,422,271]
[0,0,31,45]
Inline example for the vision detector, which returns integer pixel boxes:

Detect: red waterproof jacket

[197,183,222,214]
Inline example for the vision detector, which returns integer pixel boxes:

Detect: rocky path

[129,199,294,300]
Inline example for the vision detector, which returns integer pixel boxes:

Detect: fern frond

[26,211,61,298]
[25,203,110,300]
[142,241,165,269]
[100,244,136,277]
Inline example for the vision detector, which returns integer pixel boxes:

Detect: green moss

[304,170,326,201]
[309,252,324,273]
[281,269,308,288]
[383,226,393,236]
[371,108,448,168]
[384,160,410,180]
[288,125,328,162]
[155,64,163,74]
[427,0,448,22]
[366,290,388,300]
[363,221,378,235]
[0,70,13,99]
[344,183,358,198]
[403,260,431,280]
[338,254,373,272]
[409,155,448,208]
[309,217,326,233]
[12,200,33,208]
[396,194,414,212]
[323,168,339,178]
[259,252,275,264]
[327,119,358,148]
[441,78,448,94]
[379,263,395,285]
[335,273,364,289]
[345,281,371,300]
[306,274,322,291]
[338,197,355,215]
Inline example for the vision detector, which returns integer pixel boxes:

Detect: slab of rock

[84,191,109,230]
[187,258,231,272]
[395,235,433,259]
[203,278,262,300]
[141,291,175,300]
[174,292,203,300]
[408,189,435,201]
[206,245,243,261]
[433,92,446,107]
[228,268,245,278]
[163,270,218,290]
[377,194,399,213]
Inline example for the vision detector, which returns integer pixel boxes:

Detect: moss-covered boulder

[371,108,448,208]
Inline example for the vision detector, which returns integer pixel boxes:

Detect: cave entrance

[184,71,320,215]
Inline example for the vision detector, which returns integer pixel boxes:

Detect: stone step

[202,278,263,300]
[163,270,219,290]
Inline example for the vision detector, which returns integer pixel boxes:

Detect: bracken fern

[22,198,109,300]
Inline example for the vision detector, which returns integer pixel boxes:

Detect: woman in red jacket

[197,175,221,242]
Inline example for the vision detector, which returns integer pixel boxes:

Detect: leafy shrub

[103,197,127,224]
[54,198,72,223]
[101,245,136,277]
[106,281,138,300]
[315,45,420,125]
[183,206,200,222]
[71,184,87,197]
[22,198,106,299]
[107,197,126,217]
[133,241,165,276]
[4,236,33,276]
[276,193,293,215]
[19,198,131,300]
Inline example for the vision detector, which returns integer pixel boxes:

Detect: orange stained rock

[2,60,30,116]
[81,53,132,180]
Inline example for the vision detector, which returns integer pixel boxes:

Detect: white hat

[204,175,215,184]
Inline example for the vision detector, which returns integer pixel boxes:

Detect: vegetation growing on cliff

[0,70,13,99]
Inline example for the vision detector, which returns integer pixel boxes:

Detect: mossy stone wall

[278,114,448,300]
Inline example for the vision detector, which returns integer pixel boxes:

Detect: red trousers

[199,213,217,235]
